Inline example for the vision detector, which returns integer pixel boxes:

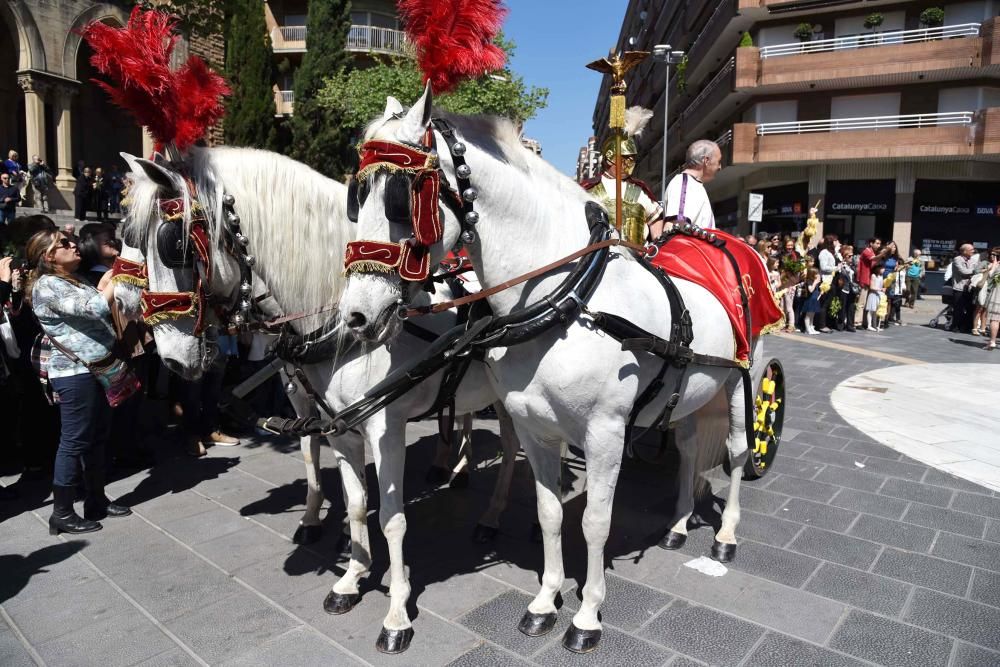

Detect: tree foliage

[223,0,278,150]
[289,0,354,178]
[134,0,227,43]
[316,36,548,132]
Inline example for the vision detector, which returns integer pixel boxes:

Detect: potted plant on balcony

[675,54,689,93]
[864,12,884,31]
[794,23,814,42]
[919,7,945,28]
[739,31,753,47]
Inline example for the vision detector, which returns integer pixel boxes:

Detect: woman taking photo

[26,228,131,534]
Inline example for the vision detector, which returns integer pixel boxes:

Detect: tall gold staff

[586,50,648,234]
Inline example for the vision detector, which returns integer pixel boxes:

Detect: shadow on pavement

[0,541,88,604]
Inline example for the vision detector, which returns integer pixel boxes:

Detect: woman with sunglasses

[25,228,131,534]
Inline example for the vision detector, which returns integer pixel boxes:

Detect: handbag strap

[46,334,94,371]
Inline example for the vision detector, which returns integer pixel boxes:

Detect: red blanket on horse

[650,229,784,363]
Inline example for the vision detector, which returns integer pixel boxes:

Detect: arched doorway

[72,28,142,174]
[0,13,25,159]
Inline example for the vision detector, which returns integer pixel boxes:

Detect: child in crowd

[801,267,822,335]
[866,263,885,331]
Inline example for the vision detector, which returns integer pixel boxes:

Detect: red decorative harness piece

[344,140,443,281]
[110,256,147,288]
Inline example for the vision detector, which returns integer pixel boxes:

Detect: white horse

[116,145,521,653]
[338,87,767,653]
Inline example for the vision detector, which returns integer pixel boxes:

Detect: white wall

[745,100,799,124]
[831,93,902,119]
[758,24,800,47]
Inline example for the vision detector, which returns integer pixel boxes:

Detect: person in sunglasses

[25,229,131,535]
[580,106,663,245]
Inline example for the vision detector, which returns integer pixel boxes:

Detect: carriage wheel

[743,358,785,480]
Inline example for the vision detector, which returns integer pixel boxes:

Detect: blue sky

[503,1,626,177]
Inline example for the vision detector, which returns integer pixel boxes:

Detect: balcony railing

[347,25,410,56]
[275,90,294,115]
[756,111,975,135]
[715,129,734,146]
[681,57,735,122]
[270,25,411,57]
[759,23,981,58]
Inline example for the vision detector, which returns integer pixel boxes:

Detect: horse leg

[323,428,370,614]
[368,418,414,654]
[426,420,452,486]
[285,370,326,545]
[518,433,564,637]
[563,426,624,653]
[473,402,518,543]
[449,413,473,489]
[713,374,751,563]
[659,415,697,550]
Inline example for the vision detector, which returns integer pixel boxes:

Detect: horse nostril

[347,312,367,329]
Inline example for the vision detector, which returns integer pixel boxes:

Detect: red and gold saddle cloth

[650,229,784,364]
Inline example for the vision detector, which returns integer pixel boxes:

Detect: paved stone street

[2,309,1000,666]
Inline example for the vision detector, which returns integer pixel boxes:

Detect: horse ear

[120,152,142,176]
[133,158,179,195]
[383,96,405,120]
[398,82,433,143]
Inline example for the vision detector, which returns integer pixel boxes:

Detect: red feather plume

[80,7,229,154]
[398,0,508,93]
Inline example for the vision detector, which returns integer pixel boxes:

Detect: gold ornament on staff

[586,50,649,234]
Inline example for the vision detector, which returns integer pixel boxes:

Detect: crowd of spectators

[0,213,294,533]
[748,232,927,335]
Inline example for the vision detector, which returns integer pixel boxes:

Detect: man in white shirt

[657,139,723,237]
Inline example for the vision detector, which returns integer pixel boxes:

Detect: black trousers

[74,194,88,221]
[953,289,974,332]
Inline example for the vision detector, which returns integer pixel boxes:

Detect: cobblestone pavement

[2,316,999,666]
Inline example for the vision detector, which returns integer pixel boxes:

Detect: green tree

[223,0,278,150]
[289,0,353,178]
[316,36,549,133]
[133,0,227,44]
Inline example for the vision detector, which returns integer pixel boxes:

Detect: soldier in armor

[581,107,663,245]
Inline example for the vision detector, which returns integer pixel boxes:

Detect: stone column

[894,163,915,255]
[141,127,155,160]
[17,73,49,164]
[51,82,79,190]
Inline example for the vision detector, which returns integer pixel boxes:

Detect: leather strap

[404,237,649,318]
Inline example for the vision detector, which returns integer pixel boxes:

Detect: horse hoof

[472,523,498,543]
[562,624,602,653]
[292,524,322,545]
[323,591,359,615]
[337,532,352,555]
[711,540,737,563]
[658,531,687,550]
[425,466,450,486]
[518,610,557,637]
[376,626,414,654]
[450,471,470,489]
[530,523,543,544]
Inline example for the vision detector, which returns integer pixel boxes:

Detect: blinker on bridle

[344,119,480,283]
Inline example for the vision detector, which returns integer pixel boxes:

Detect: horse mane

[124,146,352,333]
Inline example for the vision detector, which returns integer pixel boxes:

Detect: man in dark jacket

[0,172,21,225]
[73,167,93,222]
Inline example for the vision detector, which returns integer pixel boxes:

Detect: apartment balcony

[730,109,1000,165]
[269,25,411,57]
[735,22,996,93]
[274,89,294,116]
[270,26,307,52]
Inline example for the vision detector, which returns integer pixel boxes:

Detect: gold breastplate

[589,181,647,245]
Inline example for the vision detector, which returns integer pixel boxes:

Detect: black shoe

[82,467,132,521]
[845,326,856,332]
[49,485,102,535]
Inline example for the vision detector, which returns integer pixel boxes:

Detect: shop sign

[825,180,895,216]
[918,204,1000,216]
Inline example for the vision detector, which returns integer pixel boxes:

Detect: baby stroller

[929,285,953,329]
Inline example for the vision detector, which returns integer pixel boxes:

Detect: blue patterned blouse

[31,274,115,379]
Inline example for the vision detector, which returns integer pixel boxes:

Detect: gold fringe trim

[144,295,198,327]
[111,273,148,288]
[610,95,625,130]
[356,161,416,182]
[344,260,399,275]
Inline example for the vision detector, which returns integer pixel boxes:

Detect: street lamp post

[652,45,685,206]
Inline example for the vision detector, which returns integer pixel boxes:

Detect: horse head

[339,85,466,343]
[120,150,243,380]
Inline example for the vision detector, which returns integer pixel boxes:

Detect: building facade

[264,0,410,116]
[595,0,1000,264]
[1,1,223,211]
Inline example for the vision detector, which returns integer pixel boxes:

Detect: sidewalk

[1,324,999,666]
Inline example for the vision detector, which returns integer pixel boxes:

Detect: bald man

[658,140,723,237]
